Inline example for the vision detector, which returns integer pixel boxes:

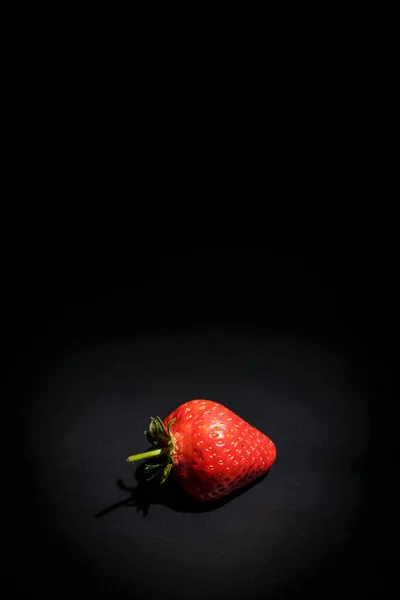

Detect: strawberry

[127,399,276,501]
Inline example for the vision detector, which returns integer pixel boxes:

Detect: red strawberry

[127,399,276,501]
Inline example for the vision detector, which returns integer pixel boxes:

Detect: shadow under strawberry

[95,463,271,518]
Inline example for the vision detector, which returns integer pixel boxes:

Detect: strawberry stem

[126,448,163,462]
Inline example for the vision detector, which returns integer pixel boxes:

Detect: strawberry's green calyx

[126,416,177,484]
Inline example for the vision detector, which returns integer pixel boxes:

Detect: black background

[10,248,394,599]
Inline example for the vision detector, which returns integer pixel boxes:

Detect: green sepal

[145,429,155,445]
[144,462,165,472]
[160,463,172,484]
[166,417,177,432]
[146,416,169,446]
[145,470,162,482]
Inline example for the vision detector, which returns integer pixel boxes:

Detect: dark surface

[10,250,393,599]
